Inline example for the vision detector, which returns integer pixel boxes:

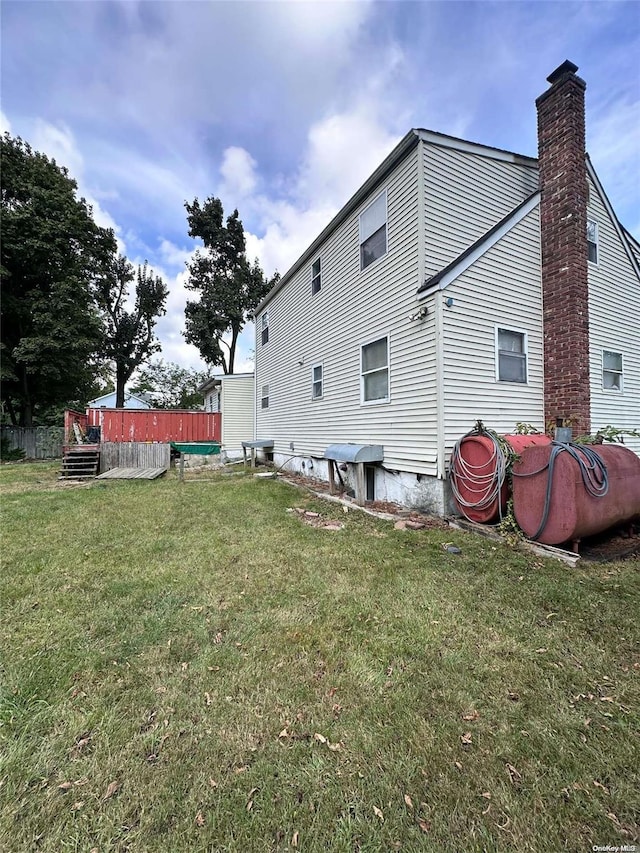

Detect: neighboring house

[254,61,640,514]
[87,391,152,409]
[200,373,255,458]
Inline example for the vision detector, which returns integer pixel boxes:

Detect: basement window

[603,350,623,391]
[361,335,390,403]
[261,384,270,409]
[311,258,321,296]
[587,219,598,264]
[359,190,387,271]
[496,327,527,383]
[311,363,323,399]
[261,312,269,346]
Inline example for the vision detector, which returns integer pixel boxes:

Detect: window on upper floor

[496,327,528,383]
[261,384,270,409]
[311,258,321,296]
[311,364,323,399]
[261,311,269,345]
[603,350,623,391]
[587,219,598,264]
[361,336,389,403]
[359,190,387,271]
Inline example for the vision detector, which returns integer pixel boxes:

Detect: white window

[361,336,389,403]
[311,364,323,399]
[311,258,321,296]
[261,312,269,345]
[603,350,623,391]
[587,219,598,264]
[261,384,269,409]
[496,327,528,383]
[359,191,387,271]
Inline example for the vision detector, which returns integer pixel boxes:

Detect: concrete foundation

[271,452,455,517]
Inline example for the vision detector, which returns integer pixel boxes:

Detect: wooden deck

[96,467,167,480]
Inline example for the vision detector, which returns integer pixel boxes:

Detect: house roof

[255,128,538,314]
[199,372,254,394]
[256,128,638,314]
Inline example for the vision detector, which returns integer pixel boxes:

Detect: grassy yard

[1,462,638,852]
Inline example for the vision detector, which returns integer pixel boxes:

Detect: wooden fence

[100,442,171,473]
[1,426,64,459]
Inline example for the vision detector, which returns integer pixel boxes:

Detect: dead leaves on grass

[102,780,121,801]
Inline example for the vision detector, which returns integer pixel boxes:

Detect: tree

[96,255,168,408]
[131,358,209,409]
[183,197,277,374]
[1,134,116,426]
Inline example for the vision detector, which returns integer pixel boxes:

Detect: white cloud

[220,147,258,198]
[1,110,12,134]
[30,119,124,244]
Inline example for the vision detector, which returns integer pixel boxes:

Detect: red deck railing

[85,408,221,444]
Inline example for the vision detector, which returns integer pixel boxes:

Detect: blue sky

[2,0,638,373]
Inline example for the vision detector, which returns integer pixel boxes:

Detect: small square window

[311,258,321,295]
[359,191,387,271]
[361,336,389,403]
[603,350,623,391]
[261,384,270,409]
[587,219,598,264]
[261,312,269,346]
[311,364,323,399]
[496,328,527,383]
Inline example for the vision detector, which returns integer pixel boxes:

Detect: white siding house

[87,391,152,409]
[254,63,639,512]
[201,374,254,458]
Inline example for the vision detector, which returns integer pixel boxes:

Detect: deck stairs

[60,445,100,479]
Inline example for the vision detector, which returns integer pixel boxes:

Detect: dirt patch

[578,524,640,562]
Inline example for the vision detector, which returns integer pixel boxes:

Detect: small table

[242,440,274,469]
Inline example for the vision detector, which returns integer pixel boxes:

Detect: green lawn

[1,462,638,852]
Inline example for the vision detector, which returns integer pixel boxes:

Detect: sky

[2,0,639,376]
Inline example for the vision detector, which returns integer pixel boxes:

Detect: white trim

[311,257,322,296]
[311,362,323,400]
[586,159,640,281]
[417,129,537,166]
[417,192,540,299]
[587,218,599,266]
[359,189,388,272]
[602,348,624,393]
[495,326,529,384]
[260,383,270,409]
[360,333,390,405]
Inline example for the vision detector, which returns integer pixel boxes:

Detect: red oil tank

[512,443,640,546]
[450,433,551,523]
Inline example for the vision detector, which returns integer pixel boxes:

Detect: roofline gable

[417,191,541,297]
[586,156,640,280]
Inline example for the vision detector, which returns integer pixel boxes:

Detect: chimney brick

[536,61,591,437]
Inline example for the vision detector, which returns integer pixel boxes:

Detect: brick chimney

[536,60,591,437]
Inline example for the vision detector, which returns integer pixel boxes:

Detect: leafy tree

[96,255,168,408]
[1,133,116,426]
[131,358,209,409]
[183,197,277,374]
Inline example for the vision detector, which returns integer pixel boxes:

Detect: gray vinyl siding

[587,176,640,454]
[221,376,254,454]
[441,206,545,462]
[423,144,539,280]
[256,147,439,474]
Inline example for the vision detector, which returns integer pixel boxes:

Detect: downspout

[435,291,446,479]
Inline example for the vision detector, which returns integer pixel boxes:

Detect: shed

[199,373,255,459]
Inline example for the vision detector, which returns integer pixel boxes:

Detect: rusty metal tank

[450,433,551,523]
[512,443,640,546]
